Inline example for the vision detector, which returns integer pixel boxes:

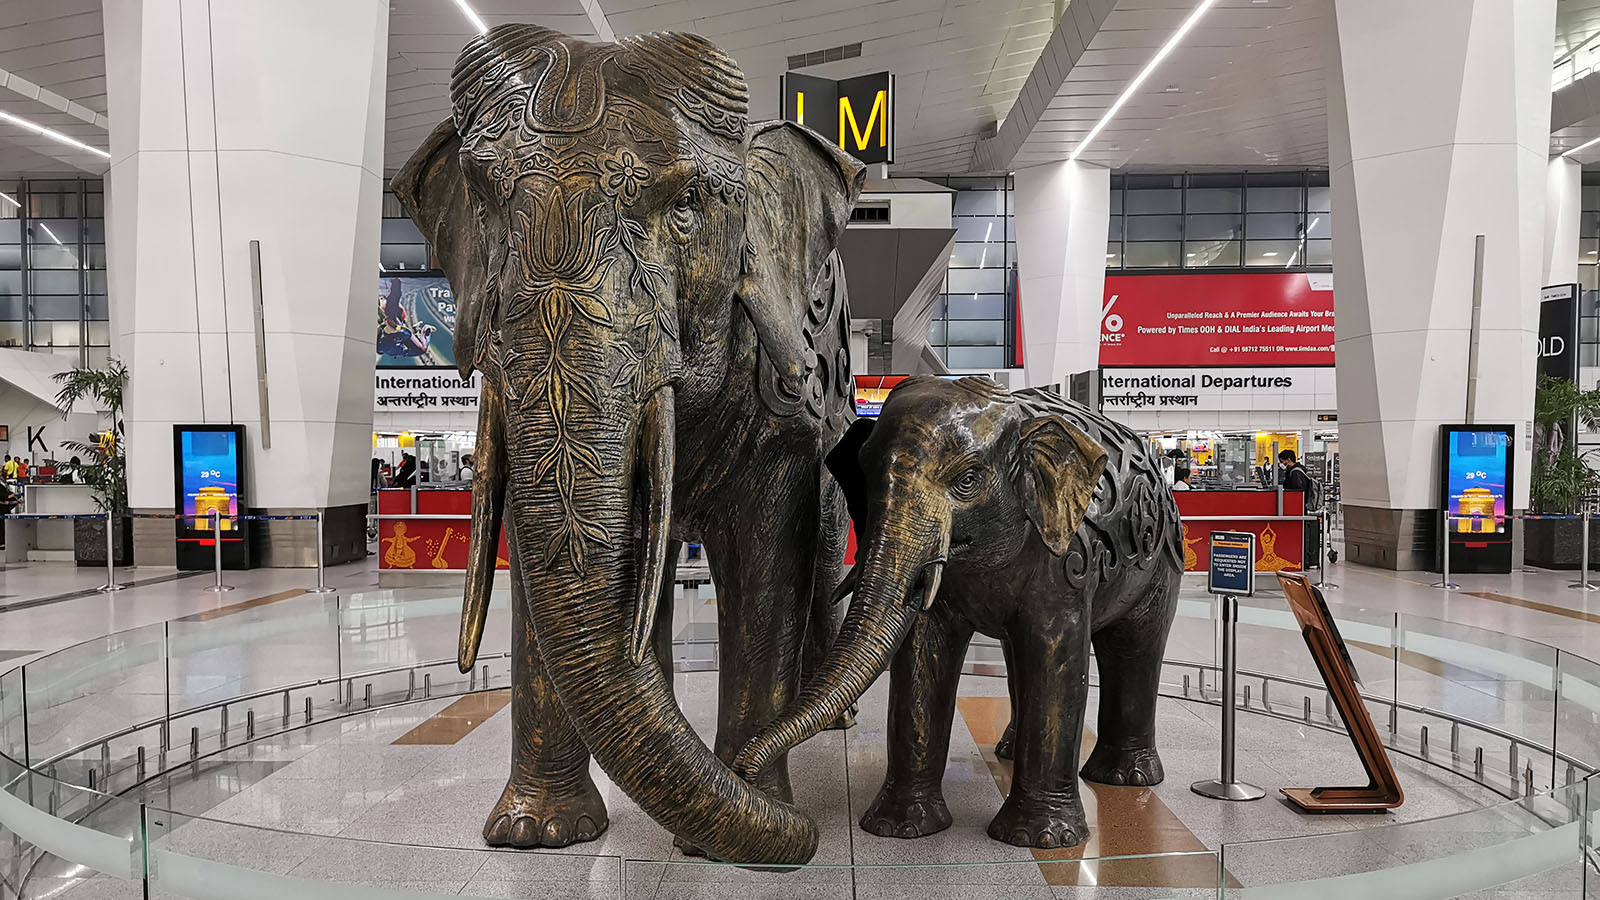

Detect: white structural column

[1328,0,1555,569]
[103,0,387,564]
[1545,155,1582,286]
[1014,161,1110,388]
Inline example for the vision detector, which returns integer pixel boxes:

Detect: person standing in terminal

[3,456,16,481]
[392,453,417,489]
[1172,466,1193,491]
[458,454,474,482]
[1279,449,1321,564]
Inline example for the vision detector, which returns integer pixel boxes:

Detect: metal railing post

[1432,510,1459,590]
[1572,507,1595,591]
[1191,593,1265,802]
[97,509,126,592]
[203,508,234,593]
[308,511,335,593]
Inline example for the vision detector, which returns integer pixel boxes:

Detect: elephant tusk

[917,560,944,611]
[629,385,676,667]
[459,373,506,672]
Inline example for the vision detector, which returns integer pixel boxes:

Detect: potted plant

[52,359,132,567]
[1524,375,1600,569]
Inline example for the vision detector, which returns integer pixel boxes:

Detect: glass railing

[2,580,1598,898]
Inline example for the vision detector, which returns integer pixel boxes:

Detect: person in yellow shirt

[3,456,17,480]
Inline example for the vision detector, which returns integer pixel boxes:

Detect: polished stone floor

[3,555,1598,898]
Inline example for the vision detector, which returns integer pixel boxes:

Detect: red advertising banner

[1100,273,1334,367]
[1175,490,1304,573]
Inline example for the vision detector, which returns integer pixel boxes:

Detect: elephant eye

[669,185,699,241]
[951,466,985,501]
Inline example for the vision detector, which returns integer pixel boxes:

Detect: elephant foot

[986,797,1087,850]
[823,704,858,731]
[994,722,1015,761]
[1080,743,1164,787]
[483,777,608,849]
[859,785,952,839]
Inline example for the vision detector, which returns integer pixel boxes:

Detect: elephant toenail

[574,815,597,840]
[510,817,538,846]
[1038,832,1058,849]
[544,819,569,844]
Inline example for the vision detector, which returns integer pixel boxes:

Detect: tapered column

[1014,161,1110,388]
[104,0,387,564]
[1328,0,1554,569]
[1545,155,1581,287]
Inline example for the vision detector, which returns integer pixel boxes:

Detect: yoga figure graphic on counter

[1255,524,1297,572]
[384,521,420,569]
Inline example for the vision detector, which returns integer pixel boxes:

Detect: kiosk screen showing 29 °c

[1445,429,1509,534]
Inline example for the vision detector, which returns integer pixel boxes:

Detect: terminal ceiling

[0,0,1596,178]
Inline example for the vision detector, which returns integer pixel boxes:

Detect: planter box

[74,515,134,568]
[1523,517,1600,570]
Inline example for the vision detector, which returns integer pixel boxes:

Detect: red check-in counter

[1175,490,1305,572]
[376,488,507,574]
[846,490,1306,571]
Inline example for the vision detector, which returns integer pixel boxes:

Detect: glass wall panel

[1245,240,1301,266]
[1125,241,1181,268]
[1126,215,1182,241]
[1185,213,1242,241]
[1245,212,1303,239]
[946,295,1006,319]
[1186,241,1242,267]
[946,268,1005,294]
[946,345,1004,368]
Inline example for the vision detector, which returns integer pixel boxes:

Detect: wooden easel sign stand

[1276,572,1404,812]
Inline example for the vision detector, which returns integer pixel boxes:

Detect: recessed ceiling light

[1262,251,1279,257]
[0,109,109,160]
[1069,0,1220,162]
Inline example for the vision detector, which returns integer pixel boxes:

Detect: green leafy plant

[1530,375,1600,514]
[51,358,128,514]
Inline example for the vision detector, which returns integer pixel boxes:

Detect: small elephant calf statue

[736,376,1183,849]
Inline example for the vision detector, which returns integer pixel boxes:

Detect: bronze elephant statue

[390,25,864,865]
[737,376,1183,849]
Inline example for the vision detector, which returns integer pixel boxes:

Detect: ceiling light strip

[0,109,110,160]
[1067,0,1221,163]
[451,0,488,35]
[1563,134,1600,158]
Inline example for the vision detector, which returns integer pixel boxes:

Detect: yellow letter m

[839,90,887,152]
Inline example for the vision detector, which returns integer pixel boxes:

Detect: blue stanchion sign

[1208,531,1256,597]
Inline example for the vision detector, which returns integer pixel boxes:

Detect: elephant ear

[1017,416,1108,557]
[825,417,876,532]
[741,121,866,415]
[389,118,496,379]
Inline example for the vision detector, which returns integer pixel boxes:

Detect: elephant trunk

[735,510,945,780]
[512,385,817,865]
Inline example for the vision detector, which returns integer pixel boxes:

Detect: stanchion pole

[97,509,126,593]
[1315,511,1337,591]
[307,511,335,593]
[1572,507,1595,591]
[1192,592,1265,802]
[1432,510,1459,590]
[203,508,234,593]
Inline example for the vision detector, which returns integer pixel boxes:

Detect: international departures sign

[781,71,894,165]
